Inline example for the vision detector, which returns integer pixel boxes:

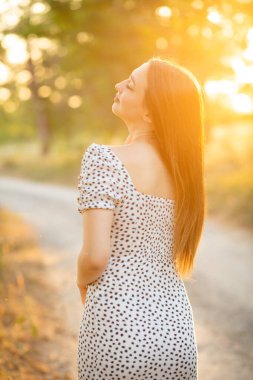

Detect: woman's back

[107,141,176,202]
[77,143,198,379]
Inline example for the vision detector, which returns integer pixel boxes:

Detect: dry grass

[0,208,74,380]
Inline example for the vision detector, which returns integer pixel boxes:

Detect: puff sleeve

[77,143,123,214]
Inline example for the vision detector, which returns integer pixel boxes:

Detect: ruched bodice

[77,142,198,380]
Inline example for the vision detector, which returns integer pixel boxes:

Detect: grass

[0,140,83,187]
[0,208,73,380]
[205,122,253,230]
[0,124,252,231]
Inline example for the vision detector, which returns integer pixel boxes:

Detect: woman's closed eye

[126,81,133,90]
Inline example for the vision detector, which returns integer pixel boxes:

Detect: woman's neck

[124,130,157,145]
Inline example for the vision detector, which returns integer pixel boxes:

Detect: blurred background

[0,0,252,228]
[0,1,253,379]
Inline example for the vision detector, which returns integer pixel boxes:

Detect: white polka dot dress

[77,143,198,380]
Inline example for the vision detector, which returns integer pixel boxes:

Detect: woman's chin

[112,103,120,115]
[112,101,120,111]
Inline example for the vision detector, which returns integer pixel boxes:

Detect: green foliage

[206,123,253,230]
[1,0,252,143]
[0,1,252,229]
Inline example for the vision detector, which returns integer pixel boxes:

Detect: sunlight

[16,70,32,84]
[0,87,11,102]
[155,6,172,18]
[0,62,12,84]
[54,76,67,90]
[228,57,253,84]
[68,95,82,109]
[18,87,31,101]
[236,0,252,3]
[243,28,253,60]
[207,10,223,24]
[204,35,253,114]
[0,0,252,127]
[30,2,50,14]
[0,1,23,32]
[191,1,204,11]
[2,33,28,64]
[38,85,51,98]
[204,80,238,98]
[231,94,253,114]
[204,77,253,114]
[77,32,94,44]
[156,37,168,50]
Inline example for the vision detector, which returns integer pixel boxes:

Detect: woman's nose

[115,80,125,91]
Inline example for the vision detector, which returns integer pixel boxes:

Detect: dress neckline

[91,143,176,204]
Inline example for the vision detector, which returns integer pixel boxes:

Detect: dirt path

[1,175,252,380]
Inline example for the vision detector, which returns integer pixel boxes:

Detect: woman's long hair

[144,57,206,280]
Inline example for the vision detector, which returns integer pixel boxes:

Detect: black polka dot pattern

[77,143,198,379]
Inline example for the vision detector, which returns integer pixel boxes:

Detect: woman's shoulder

[82,141,159,177]
[82,142,110,163]
[102,142,155,163]
[77,143,126,213]
[81,142,124,178]
[84,142,131,168]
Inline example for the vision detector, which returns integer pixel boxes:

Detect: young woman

[76,57,206,379]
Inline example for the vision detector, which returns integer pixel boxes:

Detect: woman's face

[112,62,151,125]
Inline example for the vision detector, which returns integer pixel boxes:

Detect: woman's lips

[114,96,120,102]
